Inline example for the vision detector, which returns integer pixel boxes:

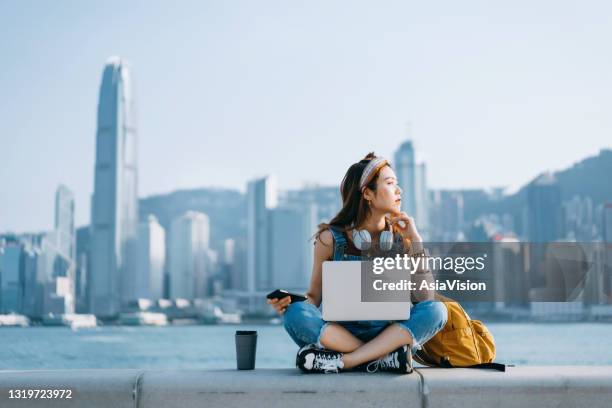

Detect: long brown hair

[316,152,390,240]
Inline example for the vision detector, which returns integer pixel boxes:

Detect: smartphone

[266,289,307,303]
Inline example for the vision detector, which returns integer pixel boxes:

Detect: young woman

[267,153,448,373]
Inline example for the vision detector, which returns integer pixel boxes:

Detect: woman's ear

[362,187,375,203]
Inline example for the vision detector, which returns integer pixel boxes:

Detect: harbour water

[2,323,611,370]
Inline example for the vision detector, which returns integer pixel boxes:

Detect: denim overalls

[282,227,448,353]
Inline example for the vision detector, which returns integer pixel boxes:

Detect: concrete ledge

[419,366,612,408]
[140,369,421,408]
[0,369,142,408]
[1,367,611,408]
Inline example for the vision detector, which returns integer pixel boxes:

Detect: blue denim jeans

[283,300,447,354]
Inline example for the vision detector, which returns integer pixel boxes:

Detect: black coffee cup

[235,330,257,370]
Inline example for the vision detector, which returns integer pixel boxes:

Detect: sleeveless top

[328,226,363,261]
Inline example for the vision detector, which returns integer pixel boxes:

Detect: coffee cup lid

[236,330,257,335]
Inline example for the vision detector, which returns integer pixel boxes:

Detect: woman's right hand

[267,297,292,315]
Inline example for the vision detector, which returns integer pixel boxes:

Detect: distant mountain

[139,188,246,253]
[545,148,612,205]
[461,149,612,233]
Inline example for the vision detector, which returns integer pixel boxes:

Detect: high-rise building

[430,190,465,241]
[0,238,24,313]
[135,215,166,300]
[90,57,139,317]
[75,226,90,313]
[55,185,75,262]
[38,231,75,315]
[218,238,236,291]
[168,211,210,300]
[228,237,248,292]
[394,140,429,238]
[394,141,416,216]
[269,203,317,292]
[1,237,48,317]
[527,172,563,242]
[247,176,277,292]
[223,239,235,265]
[526,173,564,292]
[21,245,42,317]
[52,185,77,315]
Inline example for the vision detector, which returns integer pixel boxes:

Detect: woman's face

[369,165,402,214]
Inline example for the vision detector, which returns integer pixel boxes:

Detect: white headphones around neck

[351,220,395,252]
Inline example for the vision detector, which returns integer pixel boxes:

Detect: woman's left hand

[389,212,422,244]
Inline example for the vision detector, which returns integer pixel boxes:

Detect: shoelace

[313,353,342,373]
[366,351,399,373]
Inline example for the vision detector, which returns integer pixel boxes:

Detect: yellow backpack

[414,295,505,371]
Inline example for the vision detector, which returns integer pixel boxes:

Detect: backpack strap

[440,356,506,372]
[328,226,348,261]
[414,349,436,367]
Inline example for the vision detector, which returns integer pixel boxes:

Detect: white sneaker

[366,345,413,374]
[296,344,344,374]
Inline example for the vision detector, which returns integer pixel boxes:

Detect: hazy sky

[1,0,611,232]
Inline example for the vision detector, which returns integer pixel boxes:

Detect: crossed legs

[283,302,421,369]
[318,322,413,369]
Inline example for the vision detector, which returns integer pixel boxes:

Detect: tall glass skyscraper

[394,140,429,237]
[90,57,138,317]
[247,176,277,292]
[394,141,417,218]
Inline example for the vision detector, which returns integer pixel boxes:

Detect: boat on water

[0,314,30,327]
[42,313,98,329]
[200,306,242,324]
[119,312,168,326]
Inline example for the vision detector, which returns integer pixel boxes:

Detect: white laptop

[322,261,411,321]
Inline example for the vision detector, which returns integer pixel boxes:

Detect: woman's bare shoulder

[316,228,334,247]
[313,229,335,262]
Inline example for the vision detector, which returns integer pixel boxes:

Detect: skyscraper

[168,211,210,300]
[21,245,41,317]
[394,141,416,216]
[90,57,139,317]
[247,176,277,292]
[0,238,24,313]
[394,140,429,237]
[527,172,563,242]
[136,215,166,300]
[268,203,316,292]
[430,190,465,241]
[75,226,90,313]
[54,185,75,263]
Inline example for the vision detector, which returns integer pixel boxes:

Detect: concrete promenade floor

[1,366,611,407]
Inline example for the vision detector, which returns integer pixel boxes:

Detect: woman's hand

[267,297,292,315]
[389,212,423,246]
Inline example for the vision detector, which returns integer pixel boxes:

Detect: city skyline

[2,1,612,232]
[2,144,609,236]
